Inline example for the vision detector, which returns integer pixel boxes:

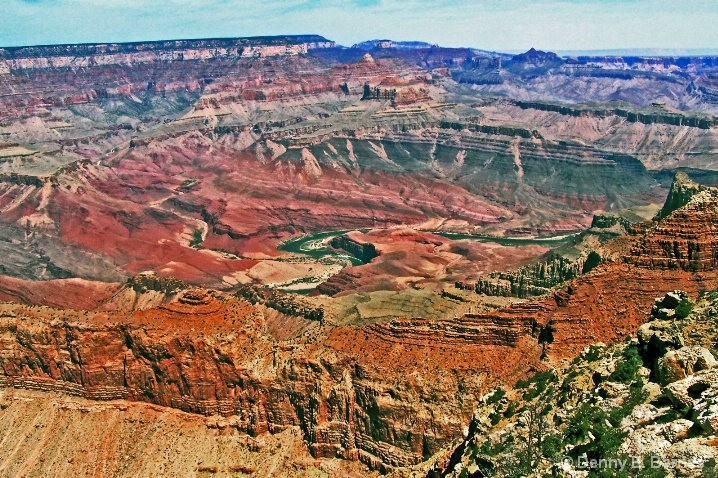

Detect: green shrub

[609,345,643,384]
[504,402,517,418]
[566,402,626,462]
[479,439,506,457]
[530,370,556,386]
[675,298,694,319]
[523,387,540,401]
[487,387,506,405]
[189,229,203,248]
[568,404,622,448]
[637,455,669,478]
[521,371,556,400]
[584,345,604,362]
[541,434,563,460]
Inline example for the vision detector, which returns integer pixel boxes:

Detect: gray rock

[643,382,663,403]
[663,439,718,477]
[665,369,718,418]
[637,320,685,361]
[651,290,689,313]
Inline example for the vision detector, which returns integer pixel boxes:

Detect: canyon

[1,35,718,477]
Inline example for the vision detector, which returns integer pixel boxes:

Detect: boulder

[637,320,684,361]
[661,290,689,310]
[621,403,662,429]
[642,382,663,403]
[649,290,689,320]
[665,369,718,419]
[662,419,694,443]
[662,439,718,476]
[658,346,718,385]
[694,400,718,435]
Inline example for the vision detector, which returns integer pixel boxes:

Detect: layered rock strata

[3,175,718,471]
[0,35,335,72]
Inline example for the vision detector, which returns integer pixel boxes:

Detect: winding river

[278,228,577,265]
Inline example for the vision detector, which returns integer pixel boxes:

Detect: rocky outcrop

[510,48,561,66]
[0,386,372,478]
[629,181,718,271]
[515,100,718,129]
[656,172,708,219]
[412,290,718,478]
[364,312,538,348]
[659,347,717,386]
[439,120,542,139]
[329,234,379,263]
[361,83,397,101]
[125,271,188,295]
[235,284,324,321]
[466,212,631,300]
[590,212,632,231]
[0,276,119,310]
[470,254,583,298]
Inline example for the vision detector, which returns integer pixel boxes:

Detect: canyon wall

[0,35,335,72]
[2,176,718,471]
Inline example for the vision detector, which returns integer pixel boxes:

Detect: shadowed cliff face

[656,172,708,219]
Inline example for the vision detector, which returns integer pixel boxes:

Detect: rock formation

[0,35,335,73]
[630,179,718,271]
[329,234,379,263]
[408,289,718,478]
[1,175,718,472]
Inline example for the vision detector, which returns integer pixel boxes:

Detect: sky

[1,0,718,53]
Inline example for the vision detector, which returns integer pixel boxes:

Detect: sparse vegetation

[609,345,643,384]
[189,229,203,247]
[582,251,602,274]
[583,344,604,362]
[608,380,648,427]
[565,402,626,461]
[675,297,695,319]
[503,401,517,418]
[487,387,506,405]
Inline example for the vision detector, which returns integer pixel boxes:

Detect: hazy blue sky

[2,0,717,52]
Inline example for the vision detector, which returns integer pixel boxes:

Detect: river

[277,228,576,265]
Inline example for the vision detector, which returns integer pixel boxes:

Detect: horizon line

[2,34,718,59]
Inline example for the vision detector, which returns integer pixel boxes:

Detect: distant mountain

[351,39,436,50]
[510,47,561,65]
[557,48,718,58]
